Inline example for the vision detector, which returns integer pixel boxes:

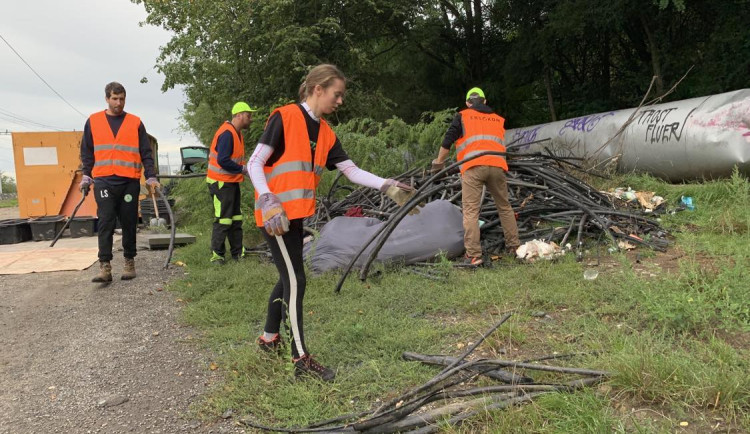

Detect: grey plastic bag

[303,200,464,273]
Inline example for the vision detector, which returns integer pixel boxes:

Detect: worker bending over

[432,87,520,266]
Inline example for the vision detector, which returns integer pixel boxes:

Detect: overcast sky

[0,0,199,180]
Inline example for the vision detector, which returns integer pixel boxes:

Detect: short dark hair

[105,82,126,98]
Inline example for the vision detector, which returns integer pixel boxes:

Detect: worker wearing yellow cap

[431,87,520,266]
[206,101,256,264]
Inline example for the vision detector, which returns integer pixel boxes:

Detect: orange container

[11,131,158,218]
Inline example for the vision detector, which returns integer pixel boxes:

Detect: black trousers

[94,180,140,262]
[262,219,308,359]
[208,181,243,258]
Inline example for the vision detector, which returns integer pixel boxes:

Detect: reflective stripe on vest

[254,104,336,226]
[456,134,505,153]
[455,109,508,174]
[90,111,143,179]
[207,122,244,183]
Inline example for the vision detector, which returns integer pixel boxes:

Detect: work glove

[79,175,93,194]
[380,179,421,215]
[257,192,290,236]
[241,165,249,177]
[430,159,445,175]
[146,177,160,194]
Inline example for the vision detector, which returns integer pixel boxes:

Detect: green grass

[0,198,17,208]
[166,170,750,433]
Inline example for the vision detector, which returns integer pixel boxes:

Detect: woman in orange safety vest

[247,64,413,381]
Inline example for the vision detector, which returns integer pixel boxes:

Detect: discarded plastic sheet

[303,200,464,273]
[507,89,750,181]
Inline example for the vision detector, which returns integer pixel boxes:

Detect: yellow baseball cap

[231,101,257,115]
[465,87,485,100]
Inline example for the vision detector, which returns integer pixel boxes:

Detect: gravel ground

[0,234,246,434]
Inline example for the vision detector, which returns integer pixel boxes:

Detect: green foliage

[135,0,750,138]
[334,109,453,174]
[639,260,750,334]
[0,198,17,208]
[169,178,214,228]
[1,172,16,194]
[609,334,750,415]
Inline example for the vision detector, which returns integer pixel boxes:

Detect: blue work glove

[257,193,290,236]
[146,177,160,194]
[380,179,421,215]
[79,175,93,193]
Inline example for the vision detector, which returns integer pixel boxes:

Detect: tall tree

[134,0,750,141]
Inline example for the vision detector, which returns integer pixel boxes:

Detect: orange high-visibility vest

[455,109,508,174]
[254,104,336,226]
[90,111,143,179]
[207,122,245,183]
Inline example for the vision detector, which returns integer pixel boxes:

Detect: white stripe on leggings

[275,235,305,357]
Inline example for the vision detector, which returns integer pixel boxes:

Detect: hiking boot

[210,251,225,265]
[257,334,283,354]
[294,355,335,382]
[121,258,136,280]
[505,246,520,258]
[231,247,250,262]
[92,261,112,282]
[463,254,484,267]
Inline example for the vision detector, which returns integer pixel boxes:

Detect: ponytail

[298,64,346,102]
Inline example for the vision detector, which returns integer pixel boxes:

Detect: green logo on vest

[124,194,133,203]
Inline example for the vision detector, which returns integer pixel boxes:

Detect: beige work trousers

[461,165,520,257]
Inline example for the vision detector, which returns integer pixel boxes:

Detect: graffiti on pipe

[559,113,614,135]
[636,107,697,144]
[509,126,543,147]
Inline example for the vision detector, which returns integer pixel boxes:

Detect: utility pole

[159,153,172,174]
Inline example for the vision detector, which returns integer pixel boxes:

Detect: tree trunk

[640,13,664,94]
[601,29,611,103]
[472,0,484,81]
[544,65,557,121]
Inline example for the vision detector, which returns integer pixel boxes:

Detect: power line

[0,113,66,131]
[0,33,86,118]
[0,107,68,131]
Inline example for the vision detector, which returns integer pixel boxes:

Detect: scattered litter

[680,195,695,211]
[608,187,665,211]
[612,187,637,201]
[516,240,564,262]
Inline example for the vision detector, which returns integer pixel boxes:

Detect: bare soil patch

[0,242,244,434]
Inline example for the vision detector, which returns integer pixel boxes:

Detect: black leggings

[262,219,308,359]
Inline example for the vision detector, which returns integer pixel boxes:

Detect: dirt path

[0,206,19,220]
[0,243,244,433]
